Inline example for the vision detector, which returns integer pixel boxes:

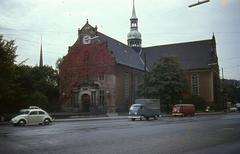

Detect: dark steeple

[39,36,43,67]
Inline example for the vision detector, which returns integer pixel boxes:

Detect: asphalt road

[0,113,239,154]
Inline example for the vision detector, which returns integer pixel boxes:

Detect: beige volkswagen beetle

[11,109,53,126]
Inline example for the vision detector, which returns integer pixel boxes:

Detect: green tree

[28,66,59,110]
[138,54,189,111]
[0,35,19,113]
[30,90,49,109]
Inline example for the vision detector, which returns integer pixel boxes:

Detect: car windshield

[21,111,30,114]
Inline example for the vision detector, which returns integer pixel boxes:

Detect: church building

[59,2,220,113]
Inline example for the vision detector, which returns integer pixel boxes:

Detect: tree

[0,35,19,114]
[138,54,189,111]
[55,57,64,73]
[28,66,59,110]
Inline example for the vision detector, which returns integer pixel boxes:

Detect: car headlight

[11,118,17,123]
[135,112,137,115]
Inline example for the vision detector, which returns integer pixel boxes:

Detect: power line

[4,36,67,48]
[219,57,240,61]
[0,27,74,34]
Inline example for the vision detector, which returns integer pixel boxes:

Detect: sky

[0,0,239,80]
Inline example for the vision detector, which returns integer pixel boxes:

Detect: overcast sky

[0,0,239,80]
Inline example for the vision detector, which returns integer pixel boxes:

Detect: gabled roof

[97,32,145,71]
[141,39,214,70]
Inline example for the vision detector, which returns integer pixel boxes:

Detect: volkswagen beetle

[11,109,53,126]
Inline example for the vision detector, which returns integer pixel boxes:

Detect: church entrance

[82,94,90,112]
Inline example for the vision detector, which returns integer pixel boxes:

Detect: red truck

[172,104,195,117]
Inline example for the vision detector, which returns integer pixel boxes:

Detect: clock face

[83,35,91,44]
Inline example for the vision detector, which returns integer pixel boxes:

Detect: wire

[0,27,74,34]
[219,57,240,61]
[3,36,67,48]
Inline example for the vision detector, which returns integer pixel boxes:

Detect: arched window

[192,74,199,95]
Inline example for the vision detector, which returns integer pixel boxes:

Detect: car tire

[44,119,50,125]
[18,120,25,126]
[154,115,158,120]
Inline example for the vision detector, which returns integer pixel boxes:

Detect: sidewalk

[0,111,225,125]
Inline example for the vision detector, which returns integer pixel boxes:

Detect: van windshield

[173,106,184,109]
[130,105,141,110]
[173,106,181,109]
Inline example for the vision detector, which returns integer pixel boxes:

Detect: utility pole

[189,0,210,8]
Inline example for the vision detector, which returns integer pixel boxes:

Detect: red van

[172,104,195,117]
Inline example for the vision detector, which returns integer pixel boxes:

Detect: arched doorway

[82,94,90,112]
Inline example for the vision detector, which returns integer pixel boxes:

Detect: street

[0,113,239,154]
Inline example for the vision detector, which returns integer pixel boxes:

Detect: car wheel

[140,115,145,121]
[131,118,135,121]
[18,120,25,126]
[44,119,50,125]
[154,115,158,120]
[182,113,185,117]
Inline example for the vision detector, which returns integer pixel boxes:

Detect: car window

[39,111,45,115]
[29,111,38,115]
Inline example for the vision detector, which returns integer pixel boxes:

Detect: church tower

[127,0,142,53]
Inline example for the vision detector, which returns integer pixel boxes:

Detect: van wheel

[140,115,145,121]
[131,118,135,121]
[154,115,158,120]
[182,113,185,117]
